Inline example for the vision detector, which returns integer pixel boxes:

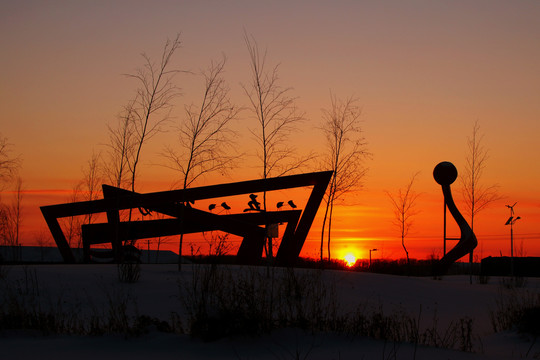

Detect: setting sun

[343,253,357,267]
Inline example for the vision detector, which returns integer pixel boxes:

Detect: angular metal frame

[40,171,333,266]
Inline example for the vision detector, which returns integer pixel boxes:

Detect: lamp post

[369,248,378,267]
[505,202,521,276]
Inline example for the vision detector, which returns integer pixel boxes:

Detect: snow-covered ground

[1,264,539,359]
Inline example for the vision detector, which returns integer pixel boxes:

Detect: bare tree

[62,184,83,249]
[96,35,180,264]
[0,204,8,246]
[163,56,240,189]
[6,177,24,247]
[103,99,137,189]
[460,120,501,279]
[126,34,182,195]
[79,152,103,227]
[0,135,20,186]
[242,32,311,259]
[0,136,21,256]
[320,94,369,263]
[60,153,102,254]
[0,177,24,262]
[162,56,240,270]
[460,120,502,231]
[386,173,421,266]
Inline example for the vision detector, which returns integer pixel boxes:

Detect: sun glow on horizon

[343,253,357,267]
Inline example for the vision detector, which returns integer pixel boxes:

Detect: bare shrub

[179,266,339,341]
[117,245,142,283]
[346,303,478,352]
[500,276,527,289]
[476,274,490,285]
[178,265,477,351]
[117,262,141,283]
[0,267,176,336]
[490,284,540,334]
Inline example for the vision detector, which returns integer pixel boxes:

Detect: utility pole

[505,202,521,276]
[369,248,378,267]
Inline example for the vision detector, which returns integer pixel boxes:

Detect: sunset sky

[1,1,539,262]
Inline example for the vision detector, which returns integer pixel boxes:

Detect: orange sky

[1,1,539,262]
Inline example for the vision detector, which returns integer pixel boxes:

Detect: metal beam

[82,211,300,243]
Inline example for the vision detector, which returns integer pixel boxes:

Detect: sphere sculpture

[433,161,458,186]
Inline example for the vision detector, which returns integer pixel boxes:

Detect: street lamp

[369,248,378,267]
[505,202,521,276]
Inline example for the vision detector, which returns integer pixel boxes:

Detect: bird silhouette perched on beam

[244,193,262,212]
[221,202,231,211]
[288,200,297,209]
[208,204,216,211]
[276,201,284,209]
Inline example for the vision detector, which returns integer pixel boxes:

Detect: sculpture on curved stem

[433,161,477,275]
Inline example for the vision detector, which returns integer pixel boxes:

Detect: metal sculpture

[433,161,477,275]
[40,171,332,266]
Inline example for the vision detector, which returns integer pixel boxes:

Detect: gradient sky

[2,1,539,261]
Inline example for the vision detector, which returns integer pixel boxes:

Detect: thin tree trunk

[327,192,335,262]
[320,200,330,264]
[402,234,409,265]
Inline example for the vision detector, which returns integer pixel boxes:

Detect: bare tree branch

[78,151,103,227]
[2,177,24,251]
[0,135,21,187]
[242,32,311,182]
[319,94,370,263]
[103,100,138,189]
[386,172,421,266]
[0,135,22,253]
[125,34,182,195]
[164,55,241,189]
[460,120,503,230]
